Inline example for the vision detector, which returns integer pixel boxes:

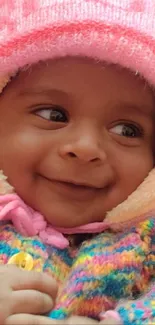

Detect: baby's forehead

[5,57,147,85]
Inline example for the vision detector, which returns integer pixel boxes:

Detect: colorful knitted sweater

[0,217,154,324]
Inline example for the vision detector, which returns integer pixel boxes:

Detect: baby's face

[0,58,154,227]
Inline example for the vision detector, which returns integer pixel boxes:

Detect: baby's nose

[59,131,107,164]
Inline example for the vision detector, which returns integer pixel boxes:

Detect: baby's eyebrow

[17,88,154,118]
[17,87,68,99]
[115,100,154,118]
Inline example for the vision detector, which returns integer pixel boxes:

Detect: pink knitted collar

[0,193,109,249]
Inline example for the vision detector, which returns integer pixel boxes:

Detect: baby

[0,0,154,324]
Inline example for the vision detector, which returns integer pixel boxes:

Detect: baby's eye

[35,106,68,122]
[110,123,142,138]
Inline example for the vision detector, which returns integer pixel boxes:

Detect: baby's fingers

[46,316,98,324]
[0,265,58,299]
[11,290,54,315]
[6,315,122,325]
[6,314,58,325]
[100,318,122,325]
[13,268,58,298]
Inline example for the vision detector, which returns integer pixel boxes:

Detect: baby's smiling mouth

[41,175,104,200]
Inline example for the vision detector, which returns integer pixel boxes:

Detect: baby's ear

[0,170,14,194]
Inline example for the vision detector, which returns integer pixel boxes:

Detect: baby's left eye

[110,123,142,138]
[35,106,68,122]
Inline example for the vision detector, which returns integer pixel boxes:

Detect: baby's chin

[33,201,106,228]
[44,210,105,228]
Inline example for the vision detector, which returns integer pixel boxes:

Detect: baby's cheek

[119,147,153,188]
[0,130,39,186]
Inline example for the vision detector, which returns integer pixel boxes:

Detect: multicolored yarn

[0,222,71,285]
[0,218,154,324]
[117,286,155,325]
[49,217,155,324]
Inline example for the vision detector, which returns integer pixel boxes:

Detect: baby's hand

[6,313,122,325]
[0,265,58,324]
[26,315,121,325]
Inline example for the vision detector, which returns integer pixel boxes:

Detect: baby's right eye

[35,106,68,123]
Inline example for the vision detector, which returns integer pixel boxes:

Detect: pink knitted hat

[0,0,155,89]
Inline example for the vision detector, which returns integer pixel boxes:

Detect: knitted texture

[49,217,155,323]
[0,222,72,285]
[0,0,155,88]
[117,286,155,325]
[0,218,154,324]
